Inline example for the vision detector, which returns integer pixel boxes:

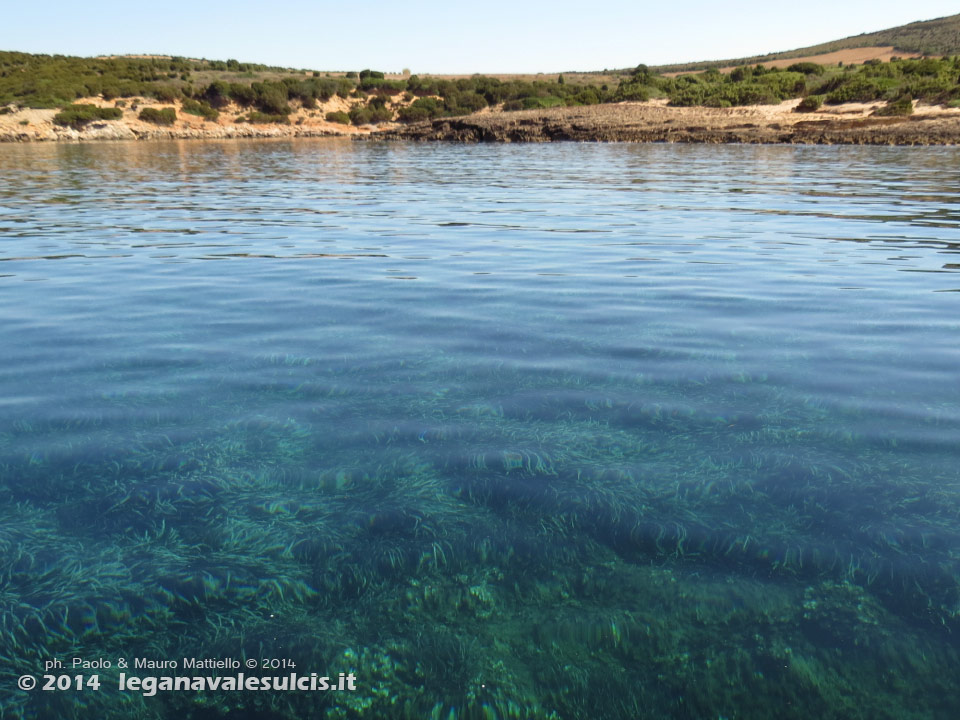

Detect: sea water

[1,140,959,719]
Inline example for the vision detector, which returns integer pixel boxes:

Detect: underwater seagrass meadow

[1,139,960,719]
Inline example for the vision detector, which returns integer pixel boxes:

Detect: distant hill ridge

[650,13,960,73]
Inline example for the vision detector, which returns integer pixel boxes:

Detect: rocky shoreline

[0,121,352,143]
[374,101,960,145]
[4,100,960,145]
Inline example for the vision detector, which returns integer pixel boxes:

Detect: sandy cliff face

[0,95,382,142]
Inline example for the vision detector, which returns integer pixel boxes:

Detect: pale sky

[2,1,959,74]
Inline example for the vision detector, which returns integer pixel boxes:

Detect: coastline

[376,99,960,145]
[4,98,960,145]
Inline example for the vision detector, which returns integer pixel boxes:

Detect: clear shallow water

[2,140,960,719]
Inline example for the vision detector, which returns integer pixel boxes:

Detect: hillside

[6,15,960,144]
[651,13,960,74]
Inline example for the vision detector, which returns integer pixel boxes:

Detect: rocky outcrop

[375,104,960,145]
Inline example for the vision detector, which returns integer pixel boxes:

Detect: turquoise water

[2,140,960,719]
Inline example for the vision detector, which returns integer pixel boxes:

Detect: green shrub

[203,80,231,107]
[227,83,256,106]
[825,76,897,103]
[325,111,350,124]
[795,94,824,112]
[787,62,825,75]
[614,83,651,102]
[243,111,289,124]
[347,105,392,125]
[52,104,123,128]
[180,98,219,120]
[758,71,807,98]
[444,90,487,114]
[249,83,290,115]
[359,77,406,93]
[571,88,601,105]
[151,85,181,102]
[521,95,564,109]
[397,97,441,121]
[139,107,176,125]
[349,106,372,125]
[396,105,431,122]
[875,94,914,116]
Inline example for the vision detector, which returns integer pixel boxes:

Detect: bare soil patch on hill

[663,46,923,76]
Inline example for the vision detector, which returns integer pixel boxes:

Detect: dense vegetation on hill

[6,50,960,127]
[0,52,300,108]
[650,13,960,74]
[396,57,960,118]
[619,57,960,110]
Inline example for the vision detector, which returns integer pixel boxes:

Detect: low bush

[359,77,407,93]
[227,83,257,106]
[52,104,123,128]
[396,105,431,122]
[614,83,651,102]
[875,94,914,116]
[787,62,825,75]
[242,111,289,124]
[151,85,181,102]
[521,95,564,109]
[325,111,350,124]
[139,107,176,125]
[571,88,601,105]
[348,105,393,125]
[180,98,219,120]
[824,76,897,103]
[250,83,290,115]
[203,81,231,108]
[795,94,824,112]
[397,97,441,121]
